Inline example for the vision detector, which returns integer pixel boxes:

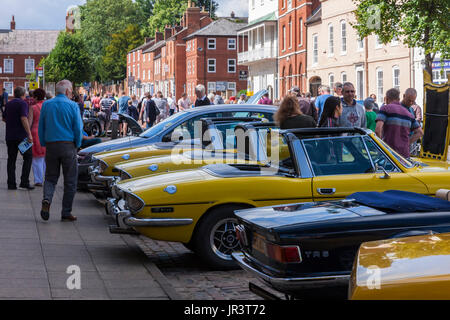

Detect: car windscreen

[139,111,187,138]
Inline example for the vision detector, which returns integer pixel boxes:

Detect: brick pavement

[0,121,172,300]
[134,236,285,300]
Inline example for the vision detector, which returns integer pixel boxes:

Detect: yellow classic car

[109,127,450,269]
[349,232,450,300]
[89,118,266,193]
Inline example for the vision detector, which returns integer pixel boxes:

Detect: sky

[0,0,248,30]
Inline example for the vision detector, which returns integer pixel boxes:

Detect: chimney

[145,37,154,43]
[10,15,16,30]
[164,26,172,40]
[185,4,201,32]
[155,31,164,43]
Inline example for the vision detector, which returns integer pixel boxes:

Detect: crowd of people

[274,81,424,159]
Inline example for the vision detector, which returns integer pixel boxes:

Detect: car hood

[235,201,383,229]
[413,158,450,172]
[116,169,213,194]
[93,144,159,161]
[83,136,149,154]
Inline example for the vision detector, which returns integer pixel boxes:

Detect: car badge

[164,185,177,194]
[149,164,159,172]
[122,154,130,160]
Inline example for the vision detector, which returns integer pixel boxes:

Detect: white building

[237,0,278,100]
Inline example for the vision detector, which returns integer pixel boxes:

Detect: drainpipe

[364,37,369,99]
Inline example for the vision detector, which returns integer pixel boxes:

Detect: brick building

[0,16,59,98]
[278,0,320,97]
[126,2,248,103]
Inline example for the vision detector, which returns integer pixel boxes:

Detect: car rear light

[266,243,302,264]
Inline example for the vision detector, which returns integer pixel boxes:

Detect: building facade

[126,2,247,103]
[278,0,321,98]
[306,0,413,104]
[237,0,279,100]
[0,16,59,98]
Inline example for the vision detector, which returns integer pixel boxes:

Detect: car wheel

[91,122,101,137]
[192,205,250,270]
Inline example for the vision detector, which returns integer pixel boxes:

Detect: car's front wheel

[192,205,250,270]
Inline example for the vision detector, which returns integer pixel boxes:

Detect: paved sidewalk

[0,122,174,300]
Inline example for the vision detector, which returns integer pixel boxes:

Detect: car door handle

[317,188,336,195]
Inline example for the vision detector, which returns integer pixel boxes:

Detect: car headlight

[125,192,145,214]
[120,170,132,180]
[99,160,108,173]
[112,185,124,200]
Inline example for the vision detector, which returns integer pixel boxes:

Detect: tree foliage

[145,0,219,37]
[352,0,450,75]
[43,32,92,85]
[102,25,144,82]
[79,0,144,81]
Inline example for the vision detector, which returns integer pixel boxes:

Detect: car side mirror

[375,164,390,179]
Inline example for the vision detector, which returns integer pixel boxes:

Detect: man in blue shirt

[38,79,83,222]
[118,91,130,136]
[315,85,332,120]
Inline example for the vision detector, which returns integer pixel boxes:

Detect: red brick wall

[0,53,47,98]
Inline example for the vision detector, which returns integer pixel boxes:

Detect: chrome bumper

[89,166,118,185]
[232,252,350,292]
[107,199,193,232]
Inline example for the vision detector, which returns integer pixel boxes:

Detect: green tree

[101,25,144,82]
[79,0,144,80]
[43,32,92,85]
[145,0,219,37]
[135,0,155,34]
[352,0,450,76]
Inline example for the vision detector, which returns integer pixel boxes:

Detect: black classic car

[232,190,450,299]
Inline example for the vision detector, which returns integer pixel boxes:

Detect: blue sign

[432,60,450,70]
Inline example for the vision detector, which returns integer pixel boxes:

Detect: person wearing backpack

[145,96,158,129]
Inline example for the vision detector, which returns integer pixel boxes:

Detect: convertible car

[77,104,276,188]
[232,190,450,299]
[89,117,269,195]
[108,127,450,269]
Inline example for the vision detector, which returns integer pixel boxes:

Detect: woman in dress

[30,88,46,187]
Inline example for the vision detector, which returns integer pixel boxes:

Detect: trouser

[43,143,78,217]
[6,140,32,188]
[32,157,46,184]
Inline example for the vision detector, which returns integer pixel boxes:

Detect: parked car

[77,105,276,189]
[90,117,269,196]
[232,190,450,299]
[107,127,450,269]
[349,233,450,300]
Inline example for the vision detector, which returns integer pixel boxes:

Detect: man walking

[118,91,130,136]
[38,80,83,222]
[375,88,423,159]
[338,82,366,128]
[194,85,211,107]
[315,85,332,119]
[3,86,34,190]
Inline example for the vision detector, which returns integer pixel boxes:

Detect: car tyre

[91,122,102,137]
[192,205,250,270]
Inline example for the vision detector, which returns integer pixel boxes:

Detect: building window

[357,37,364,51]
[375,35,383,49]
[228,38,236,50]
[128,54,130,63]
[228,82,236,91]
[133,66,135,76]
[341,72,347,83]
[137,64,140,79]
[393,66,400,90]
[4,59,13,74]
[162,47,166,57]
[3,82,13,95]
[133,52,135,62]
[187,61,191,75]
[433,69,450,84]
[192,60,195,74]
[25,59,35,74]
[376,68,383,104]
[228,59,236,73]
[138,51,140,61]
[208,38,216,50]
[312,34,318,65]
[328,23,334,56]
[128,66,131,77]
[356,66,365,100]
[289,19,292,49]
[148,70,151,80]
[298,19,303,47]
[288,0,292,9]
[282,26,286,51]
[187,41,191,52]
[208,59,216,73]
[143,69,146,80]
[207,82,216,93]
[329,73,335,94]
[340,20,347,54]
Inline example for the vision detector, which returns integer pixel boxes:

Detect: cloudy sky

[0,0,248,30]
